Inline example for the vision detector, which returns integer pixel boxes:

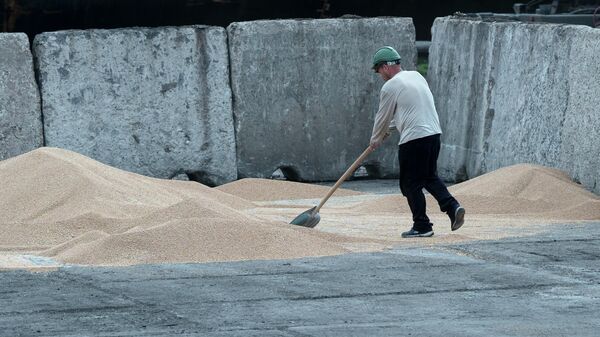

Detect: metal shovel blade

[288,147,374,228]
[290,206,321,228]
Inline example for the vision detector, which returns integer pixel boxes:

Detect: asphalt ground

[1,180,599,336]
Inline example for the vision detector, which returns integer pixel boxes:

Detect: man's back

[384,70,442,145]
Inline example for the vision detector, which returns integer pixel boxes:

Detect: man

[369,46,465,238]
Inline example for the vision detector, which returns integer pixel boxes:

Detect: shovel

[290,146,375,228]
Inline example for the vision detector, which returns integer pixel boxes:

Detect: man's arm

[369,86,396,149]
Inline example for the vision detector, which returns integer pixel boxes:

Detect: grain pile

[0,148,349,266]
[216,178,363,201]
[354,164,600,220]
[2,148,598,269]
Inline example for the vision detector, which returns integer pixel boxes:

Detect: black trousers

[398,134,458,232]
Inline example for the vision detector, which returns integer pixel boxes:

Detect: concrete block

[0,33,43,160]
[475,23,573,175]
[228,18,416,181]
[429,16,600,194]
[428,18,495,181]
[560,28,600,193]
[33,26,236,186]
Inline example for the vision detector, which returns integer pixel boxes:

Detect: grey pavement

[1,221,599,336]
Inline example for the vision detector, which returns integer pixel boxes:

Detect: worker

[369,46,465,238]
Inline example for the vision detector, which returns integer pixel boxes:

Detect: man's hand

[369,132,390,151]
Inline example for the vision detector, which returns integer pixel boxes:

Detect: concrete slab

[0,33,43,161]
[33,26,236,185]
[428,17,600,194]
[1,222,599,336]
[228,18,416,182]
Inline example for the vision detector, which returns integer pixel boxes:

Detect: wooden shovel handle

[315,146,374,213]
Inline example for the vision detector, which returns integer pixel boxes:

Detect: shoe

[450,206,465,231]
[401,228,434,238]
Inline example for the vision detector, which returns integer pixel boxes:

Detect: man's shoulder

[398,70,425,81]
[393,71,428,87]
[382,72,409,92]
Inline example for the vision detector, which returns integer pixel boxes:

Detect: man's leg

[400,176,431,232]
[421,134,464,230]
[421,135,457,213]
[398,139,433,233]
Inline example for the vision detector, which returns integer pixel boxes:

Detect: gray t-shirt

[370,70,442,145]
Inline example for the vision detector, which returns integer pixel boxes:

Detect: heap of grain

[2,148,598,268]
[216,178,363,201]
[0,148,348,266]
[354,164,600,220]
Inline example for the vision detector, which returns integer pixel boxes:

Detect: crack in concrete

[95,261,482,283]
[175,282,575,305]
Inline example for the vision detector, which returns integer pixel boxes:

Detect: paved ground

[1,221,599,337]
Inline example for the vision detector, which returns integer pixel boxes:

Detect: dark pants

[398,134,458,232]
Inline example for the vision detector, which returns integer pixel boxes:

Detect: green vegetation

[417,56,428,77]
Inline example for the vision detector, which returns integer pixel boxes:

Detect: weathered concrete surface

[0,33,43,161]
[429,17,600,194]
[33,26,236,186]
[560,28,600,193]
[228,18,416,181]
[1,222,599,336]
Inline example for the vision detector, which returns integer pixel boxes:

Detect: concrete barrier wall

[429,16,600,194]
[33,26,237,186]
[228,18,416,181]
[560,28,600,194]
[0,33,43,160]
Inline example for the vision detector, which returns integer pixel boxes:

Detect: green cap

[372,46,401,70]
